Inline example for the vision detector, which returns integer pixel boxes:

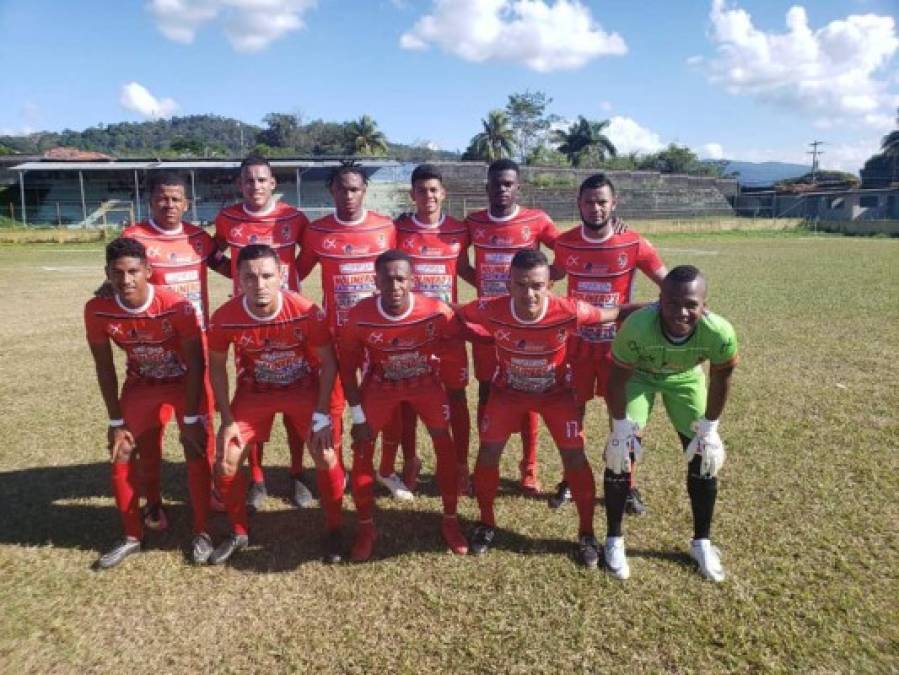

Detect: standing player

[207,244,343,564]
[458,249,629,567]
[386,164,472,495]
[463,159,560,495]
[296,164,396,463]
[214,154,312,510]
[85,237,214,569]
[601,265,738,581]
[550,173,667,513]
[338,250,468,562]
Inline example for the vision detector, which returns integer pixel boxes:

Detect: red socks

[432,433,458,516]
[565,464,596,535]
[186,457,211,535]
[111,462,142,540]
[520,411,539,470]
[449,396,470,470]
[316,461,345,531]
[215,471,249,536]
[472,464,500,527]
[248,443,265,484]
[350,440,376,523]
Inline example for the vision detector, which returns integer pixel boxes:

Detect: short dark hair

[375,249,412,273]
[237,243,279,268]
[487,158,520,178]
[511,248,548,271]
[240,153,272,174]
[578,172,616,196]
[665,265,703,285]
[106,237,147,265]
[146,171,189,197]
[328,162,368,188]
[411,163,443,186]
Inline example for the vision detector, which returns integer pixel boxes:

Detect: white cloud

[399,0,626,72]
[119,82,179,119]
[605,116,664,154]
[147,0,317,52]
[691,0,899,129]
[599,100,613,112]
[699,142,725,159]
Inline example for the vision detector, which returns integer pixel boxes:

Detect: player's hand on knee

[605,418,639,474]
[216,422,243,460]
[686,417,726,477]
[308,412,333,455]
[108,425,135,463]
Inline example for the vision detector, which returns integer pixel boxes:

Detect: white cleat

[604,536,630,580]
[691,539,726,582]
[376,472,413,501]
[293,478,315,508]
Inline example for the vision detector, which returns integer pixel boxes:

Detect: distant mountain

[722,160,811,187]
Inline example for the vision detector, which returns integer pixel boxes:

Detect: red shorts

[472,342,498,383]
[120,379,213,444]
[479,387,583,450]
[569,339,613,404]
[361,375,450,434]
[231,385,319,447]
[439,341,469,390]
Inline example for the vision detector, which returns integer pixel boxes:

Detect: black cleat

[246,481,267,513]
[469,523,495,556]
[95,538,142,570]
[578,533,600,569]
[209,533,249,565]
[548,481,572,509]
[625,487,647,516]
[322,529,344,564]
[191,533,214,565]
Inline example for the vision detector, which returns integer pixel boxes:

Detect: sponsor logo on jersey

[339,262,375,274]
[414,263,447,274]
[484,252,514,263]
[576,280,613,292]
[165,270,200,284]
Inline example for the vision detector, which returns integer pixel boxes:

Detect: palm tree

[467,110,515,161]
[346,115,388,156]
[552,116,616,167]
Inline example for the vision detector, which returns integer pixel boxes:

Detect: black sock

[604,468,630,538]
[687,455,717,540]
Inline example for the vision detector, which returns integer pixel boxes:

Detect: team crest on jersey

[281,224,291,239]
[293,327,306,342]
[557,327,567,343]
[516,339,527,349]
[129,328,138,339]
[425,322,436,338]
[378,234,386,246]
[617,253,628,269]
[161,319,172,335]
[193,239,204,254]
[343,243,353,254]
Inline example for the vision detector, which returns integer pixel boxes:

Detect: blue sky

[1,0,896,172]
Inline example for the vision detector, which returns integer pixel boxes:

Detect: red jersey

[84,285,201,383]
[458,294,602,394]
[207,291,329,391]
[339,294,458,383]
[395,214,469,303]
[554,226,664,343]
[297,210,396,330]
[465,206,559,298]
[122,219,219,327]
[214,201,308,293]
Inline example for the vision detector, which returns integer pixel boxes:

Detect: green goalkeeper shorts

[625,368,706,439]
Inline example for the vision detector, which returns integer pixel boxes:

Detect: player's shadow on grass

[627,547,695,570]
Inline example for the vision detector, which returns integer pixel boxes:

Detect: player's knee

[115,446,134,464]
[218,449,242,476]
[476,443,503,467]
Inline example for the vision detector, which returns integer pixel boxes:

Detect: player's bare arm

[178,335,208,459]
[88,339,134,463]
[309,343,338,456]
[456,248,476,287]
[208,348,243,465]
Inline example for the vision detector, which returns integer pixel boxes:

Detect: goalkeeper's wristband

[350,405,366,425]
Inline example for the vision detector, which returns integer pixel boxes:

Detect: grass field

[0,229,897,673]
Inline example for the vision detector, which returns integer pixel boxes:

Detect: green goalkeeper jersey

[612,304,739,378]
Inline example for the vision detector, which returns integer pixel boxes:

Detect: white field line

[656,247,720,256]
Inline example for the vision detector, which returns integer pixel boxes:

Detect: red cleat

[520,464,541,496]
[351,522,377,562]
[441,515,468,555]
[403,456,422,493]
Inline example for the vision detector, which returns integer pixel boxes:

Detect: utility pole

[808,140,825,183]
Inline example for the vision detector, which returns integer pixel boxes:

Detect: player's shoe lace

[604,536,630,580]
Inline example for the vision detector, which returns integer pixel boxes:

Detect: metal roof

[10,159,404,172]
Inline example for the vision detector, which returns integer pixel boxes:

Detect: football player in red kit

[462,159,560,495]
[549,173,667,513]
[214,154,312,511]
[457,248,635,568]
[338,250,468,562]
[207,244,343,564]
[85,237,214,569]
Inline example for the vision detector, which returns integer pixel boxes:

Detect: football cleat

[603,536,630,580]
[142,503,169,532]
[95,538,142,570]
[208,533,249,565]
[376,472,413,501]
[441,516,468,555]
[469,523,495,556]
[690,539,726,582]
[293,478,315,508]
[351,523,377,562]
[578,534,600,569]
[246,481,267,513]
[190,533,214,565]
[548,481,571,509]
[322,529,344,564]
[625,487,647,516]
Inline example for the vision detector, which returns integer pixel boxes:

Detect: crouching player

[85,237,213,569]
[207,244,345,564]
[338,249,468,562]
[458,249,628,567]
[601,265,738,581]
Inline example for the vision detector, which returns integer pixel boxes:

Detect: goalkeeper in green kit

[601,265,738,582]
